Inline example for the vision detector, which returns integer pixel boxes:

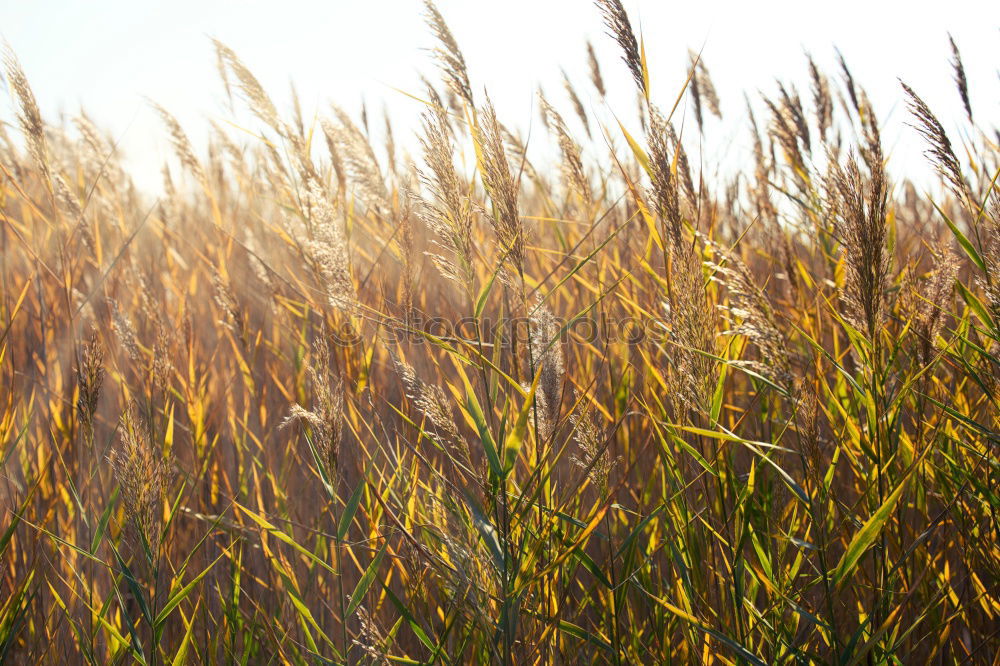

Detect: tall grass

[1,3,998,663]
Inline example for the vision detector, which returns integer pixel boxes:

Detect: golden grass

[0,4,998,663]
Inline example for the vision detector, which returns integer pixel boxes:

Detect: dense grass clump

[1,2,998,663]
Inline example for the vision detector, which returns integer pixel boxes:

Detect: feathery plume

[807,54,833,142]
[539,92,591,206]
[76,333,104,447]
[570,396,616,497]
[383,107,397,176]
[835,48,859,114]
[709,246,792,390]
[765,85,810,178]
[476,97,524,279]
[3,45,49,181]
[831,152,890,339]
[111,301,142,365]
[978,194,1000,323]
[417,101,476,295]
[900,81,969,205]
[947,34,972,122]
[908,244,957,368]
[392,351,472,476]
[423,1,474,108]
[689,51,721,130]
[529,302,565,440]
[586,41,606,99]
[562,70,591,138]
[150,102,206,185]
[282,342,346,485]
[289,81,305,141]
[111,404,172,552]
[212,40,282,133]
[664,240,718,415]
[646,106,682,245]
[324,108,389,212]
[594,0,645,98]
[352,607,391,665]
[210,269,245,337]
[304,180,357,313]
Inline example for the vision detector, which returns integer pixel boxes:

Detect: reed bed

[1,2,998,663]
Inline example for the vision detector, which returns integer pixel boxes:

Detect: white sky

[1,0,997,194]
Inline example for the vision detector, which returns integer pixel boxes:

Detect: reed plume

[424,0,474,108]
[831,151,890,339]
[111,404,172,553]
[528,301,565,440]
[570,397,615,497]
[3,44,49,181]
[476,97,524,281]
[561,70,591,138]
[540,91,592,206]
[282,342,346,485]
[947,34,972,122]
[586,40,606,99]
[212,39,282,133]
[807,53,833,142]
[417,100,476,296]
[594,0,645,98]
[710,247,792,390]
[689,51,721,130]
[150,102,206,186]
[646,105,683,245]
[901,81,969,205]
[76,333,104,447]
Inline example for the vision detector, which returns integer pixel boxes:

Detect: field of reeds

[1,1,998,663]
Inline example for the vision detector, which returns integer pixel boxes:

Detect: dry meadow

[1,1,998,663]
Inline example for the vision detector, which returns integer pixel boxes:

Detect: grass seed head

[111,404,172,554]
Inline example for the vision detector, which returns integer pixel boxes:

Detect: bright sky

[1,0,996,194]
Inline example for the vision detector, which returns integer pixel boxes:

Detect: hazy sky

[1,0,996,193]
